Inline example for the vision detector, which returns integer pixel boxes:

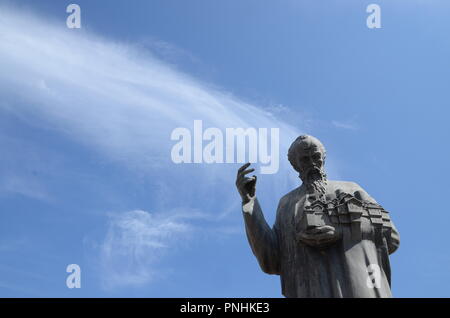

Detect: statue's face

[297,143,324,182]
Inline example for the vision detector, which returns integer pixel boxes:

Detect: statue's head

[288,135,327,184]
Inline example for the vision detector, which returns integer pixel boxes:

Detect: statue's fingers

[243,177,257,184]
[237,176,252,188]
[239,168,255,177]
[237,162,251,174]
[237,179,254,193]
[236,165,249,183]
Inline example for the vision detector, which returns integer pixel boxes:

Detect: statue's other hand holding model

[236,135,400,298]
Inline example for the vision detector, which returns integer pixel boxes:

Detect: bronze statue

[236,135,400,297]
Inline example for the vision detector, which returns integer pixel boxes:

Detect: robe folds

[242,180,400,298]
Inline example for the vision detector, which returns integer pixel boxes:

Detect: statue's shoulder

[327,180,364,192]
[278,186,303,206]
[327,180,376,203]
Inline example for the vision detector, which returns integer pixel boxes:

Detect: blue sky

[0,0,449,297]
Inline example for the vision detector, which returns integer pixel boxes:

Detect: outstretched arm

[242,196,280,275]
[236,163,280,275]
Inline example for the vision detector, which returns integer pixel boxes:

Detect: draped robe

[242,180,400,298]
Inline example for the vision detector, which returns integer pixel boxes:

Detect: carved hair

[287,135,326,173]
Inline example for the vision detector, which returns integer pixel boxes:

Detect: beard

[301,166,327,198]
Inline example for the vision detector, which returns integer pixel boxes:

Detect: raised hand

[236,163,257,204]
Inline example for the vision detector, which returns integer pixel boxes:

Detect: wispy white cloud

[0,5,305,210]
[99,209,207,289]
[0,5,301,176]
[97,207,246,290]
[0,6,304,289]
[332,120,359,130]
[0,175,51,201]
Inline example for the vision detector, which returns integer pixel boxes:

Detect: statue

[236,135,400,297]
